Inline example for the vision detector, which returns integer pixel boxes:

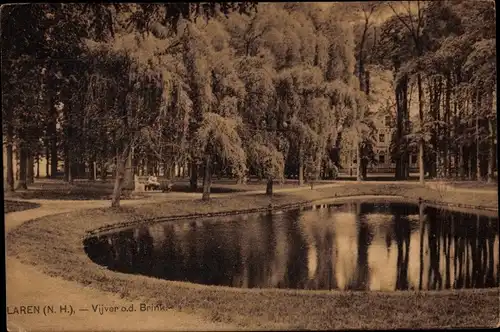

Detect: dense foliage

[2,2,496,205]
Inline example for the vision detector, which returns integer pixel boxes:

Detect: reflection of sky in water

[365,214,399,291]
[84,202,499,291]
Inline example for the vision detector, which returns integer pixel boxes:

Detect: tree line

[2,1,496,207]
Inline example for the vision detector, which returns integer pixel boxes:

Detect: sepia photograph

[2,1,498,331]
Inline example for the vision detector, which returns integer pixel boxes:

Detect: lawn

[6,182,499,330]
[4,200,41,214]
[4,180,149,200]
[3,178,307,200]
[447,181,498,191]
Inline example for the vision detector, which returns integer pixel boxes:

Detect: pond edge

[84,194,498,239]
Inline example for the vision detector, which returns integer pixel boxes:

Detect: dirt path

[5,198,238,332]
[6,181,495,331]
[5,184,349,331]
[6,258,236,332]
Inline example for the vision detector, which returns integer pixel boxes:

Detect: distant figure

[146,174,160,191]
[148,174,159,184]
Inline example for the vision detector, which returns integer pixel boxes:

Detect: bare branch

[387,1,419,45]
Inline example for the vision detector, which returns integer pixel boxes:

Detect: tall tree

[387,1,427,184]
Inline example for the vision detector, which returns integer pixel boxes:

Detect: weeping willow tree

[276,65,324,185]
[84,26,185,207]
[339,90,374,181]
[247,141,285,195]
[300,95,334,188]
[193,112,247,200]
[236,49,280,188]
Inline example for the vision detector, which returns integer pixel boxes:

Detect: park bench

[134,175,173,192]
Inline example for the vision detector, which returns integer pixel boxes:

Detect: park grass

[445,180,498,191]
[3,178,300,200]
[6,182,499,330]
[3,180,149,201]
[4,200,41,214]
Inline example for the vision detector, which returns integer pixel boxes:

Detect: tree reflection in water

[427,207,444,290]
[394,211,411,290]
[301,204,338,290]
[83,202,499,291]
[282,209,309,289]
[348,202,373,291]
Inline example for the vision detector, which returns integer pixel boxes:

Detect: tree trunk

[145,158,152,175]
[459,145,465,180]
[88,159,96,181]
[467,147,473,180]
[80,162,87,178]
[27,154,34,184]
[45,139,50,178]
[266,177,273,196]
[50,120,58,178]
[357,30,370,182]
[64,103,72,182]
[298,144,304,186]
[111,158,126,208]
[431,78,442,179]
[476,114,481,181]
[36,155,40,178]
[361,159,368,179]
[6,123,14,191]
[70,162,78,180]
[356,141,362,181]
[169,163,175,179]
[189,160,198,192]
[453,98,459,179]
[394,65,409,180]
[444,76,451,178]
[111,144,130,208]
[64,143,71,182]
[164,162,173,179]
[123,147,135,190]
[16,145,28,190]
[65,158,72,183]
[100,161,107,181]
[417,74,425,184]
[487,118,495,183]
[202,154,212,201]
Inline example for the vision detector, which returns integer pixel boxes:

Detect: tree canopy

[2,1,496,202]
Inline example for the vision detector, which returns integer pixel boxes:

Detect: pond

[84,200,499,291]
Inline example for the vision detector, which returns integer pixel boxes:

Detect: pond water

[84,201,499,291]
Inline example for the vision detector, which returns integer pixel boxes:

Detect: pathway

[6,180,496,331]
[6,183,348,331]
[5,196,238,332]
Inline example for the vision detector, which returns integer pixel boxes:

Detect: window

[385,115,392,127]
[411,154,417,164]
[379,133,385,143]
[379,154,386,164]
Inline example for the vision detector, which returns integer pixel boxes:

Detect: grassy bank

[3,178,308,200]
[6,183,499,330]
[4,180,150,201]
[4,200,41,214]
[445,180,498,191]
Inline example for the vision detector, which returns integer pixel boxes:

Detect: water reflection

[84,202,499,291]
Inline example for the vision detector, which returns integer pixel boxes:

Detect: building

[341,113,418,176]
